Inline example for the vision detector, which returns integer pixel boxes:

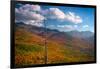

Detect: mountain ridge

[15,22,94,38]
[15,22,95,67]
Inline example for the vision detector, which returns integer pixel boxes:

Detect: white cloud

[74,25,78,28]
[83,25,89,28]
[57,25,76,31]
[26,20,44,27]
[48,8,66,20]
[15,4,83,27]
[45,8,82,24]
[15,4,45,27]
[40,9,49,15]
[19,4,41,12]
[65,12,82,24]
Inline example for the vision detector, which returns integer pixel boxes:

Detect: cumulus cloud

[25,20,44,27]
[83,25,89,28]
[65,12,82,24]
[57,25,76,31]
[44,8,82,24]
[74,25,78,28]
[15,4,45,27]
[48,8,65,20]
[15,4,83,27]
[19,4,41,12]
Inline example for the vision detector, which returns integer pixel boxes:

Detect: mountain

[15,22,94,43]
[15,22,95,67]
[67,30,94,38]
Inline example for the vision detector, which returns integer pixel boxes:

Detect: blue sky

[15,3,95,32]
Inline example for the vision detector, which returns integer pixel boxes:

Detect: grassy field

[15,28,95,67]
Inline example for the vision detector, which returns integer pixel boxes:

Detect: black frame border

[10,1,97,68]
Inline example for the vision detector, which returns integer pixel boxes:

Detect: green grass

[60,44,95,62]
[15,28,95,66]
[15,44,44,55]
[15,33,32,41]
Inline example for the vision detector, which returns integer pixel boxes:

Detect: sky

[15,3,95,32]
